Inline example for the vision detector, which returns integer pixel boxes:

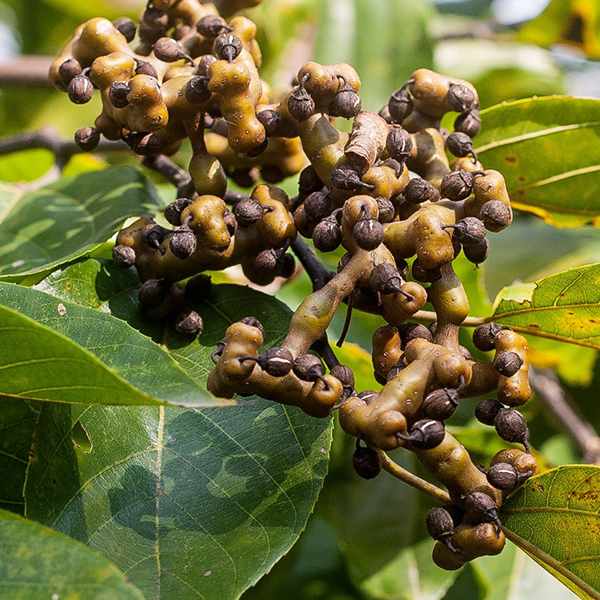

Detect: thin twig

[413,309,486,328]
[379,450,451,504]
[529,367,600,465]
[290,237,335,292]
[0,56,53,87]
[311,333,340,370]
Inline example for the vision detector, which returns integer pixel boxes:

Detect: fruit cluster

[51,0,537,571]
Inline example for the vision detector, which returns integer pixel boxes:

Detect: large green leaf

[0,508,145,599]
[0,281,230,408]
[0,166,160,279]
[490,264,600,350]
[501,465,600,600]
[476,97,600,227]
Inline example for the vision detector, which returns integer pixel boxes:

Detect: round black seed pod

[369,263,403,295]
[378,104,393,124]
[154,37,187,62]
[464,492,501,528]
[404,178,440,204]
[185,76,211,104]
[287,86,315,122]
[260,164,284,183]
[223,209,237,236]
[257,109,282,138]
[170,226,197,259]
[293,354,325,381]
[494,352,523,377]
[214,33,243,61]
[135,59,158,79]
[422,388,459,421]
[164,198,193,226]
[386,128,413,163]
[376,197,395,223]
[253,248,280,276]
[185,274,212,299]
[197,54,218,77]
[426,507,455,543]
[143,223,166,249]
[454,109,481,138]
[74,126,100,152]
[386,360,406,381]
[313,218,342,252]
[112,244,136,268]
[464,238,490,265]
[473,323,509,352]
[412,260,441,283]
[447,83,476,113]
[397,322,433,345]
[175,310,203,337]
[358,390,379,404]
[330,163,373,191]
[446,217,486,247]
[298,164,323,197]
[353,217,384,250]
[139,278,168,307]
[475,399,503,426]
[351,287,381,313]
[446,132,475,158]
[279,253,296,279]
[138,22,164,46]
[241,316,264,336]
[487,462,519,490]
[142,7,169,28]
[109,80,129,108]
[480,200,511,232]
[388,88,413,123]
[234,199,264,227]
[330,364,355,388]
[329,85,362,119]
[67,75,94,104]
[494,408,529,446]
[58,58,82,85]
[440,170,473,201]
[197,14,229,37]
[399,419,445,450]
[256,347,294,377]
[113,16,136,43]
[303,190,331,221]
[352,445,383,479]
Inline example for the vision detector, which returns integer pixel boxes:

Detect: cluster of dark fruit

[52,0,536,572]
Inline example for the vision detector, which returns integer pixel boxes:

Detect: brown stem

[0,56,53,87]
[290,237,335,292]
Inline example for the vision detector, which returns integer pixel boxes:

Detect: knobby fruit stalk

[52,0,537,571]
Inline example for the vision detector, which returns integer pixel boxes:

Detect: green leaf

[0,149,55,183]
[490,264,600,350]
[0,399,39,514]
[0,281,230,408]
[476,97,600,227]
[501,465,600,600]
[0,166,160,279]
[0,508,145,599]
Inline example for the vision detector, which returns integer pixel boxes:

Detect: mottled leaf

[501,465,600,600]
[0,166,160,279]
[0,508,145,600]
[477,97,600,227]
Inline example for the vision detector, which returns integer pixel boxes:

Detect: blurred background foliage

[2,0,600,598]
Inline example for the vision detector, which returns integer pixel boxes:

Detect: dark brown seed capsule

[164,198,193,226]
[464,492,501,529]
[109,80,129,108]
[440,170,473,201]
[185,273,212,299]
[444,217,486,246]
[373,371,387,386]
[474,399,503,426]
[223,209,237,236]
[246,138,269,158]
[353,218,384,250]
[494,352,523,377]
[170,226,197,259]
[58,58,82,84]
[260,164,284,183]
[463,238,490,265]
[112,244,136,268]
[388,88,413,123]
[154,37,189,63]
[142,7,169,29]
[330,364,355,388]
[472,323,509,352]
[257,109,282,137]
[234,199,264,227]
[396,259,410,280]
[135,59,158,78]
[303,190,331,221]
[454,109,481,138]
[404,178,440,204]
[175,310,203,337]
[376,197,395,223]
[74,126,100,152]
[256,347,294,377]
[398,419,445,450]
[185,76,211,104]
[143,223,166,249]
[352,445,383,479]
[487,462,519,490]
[313,218,342,252]
[369,263,403,295]
[378,104,393,123]
[358,390,379,404]
[480,200,511,232]
[132,133,161,156]
[426,507,456,548]
[113,17,136,43]
[494,408,529,447]
[214,33,243,62]
[351,287,381,313]
[253,248,281,279]
[386,128,413,163]
[446,132,475,158]
[329,83,362,119]
[197,14,230,37]
[138,22,163,45]
[287,85,316,122]
[279,253,296,279]
[293,354,325,381]
[68,76,94,104]
[422,388,459,421]
[298,165,323,197]
[330,163,374,192]
[230,168,259,189]
[139,278,168,307]
[397,322,432,345]
[241,316,264,336]
[447,83,476,113]
[386,359,406,381]
[197,54,218,76]
[412,259,441,283]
